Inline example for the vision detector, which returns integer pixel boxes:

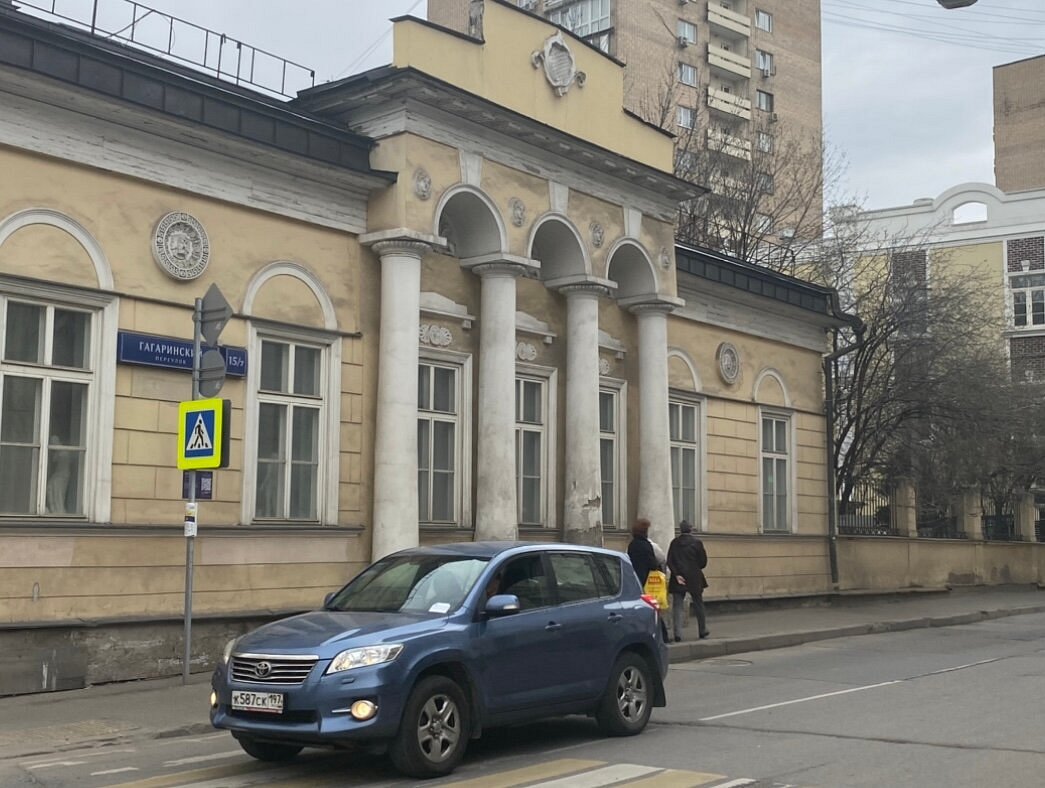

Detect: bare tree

[633,51,831,273]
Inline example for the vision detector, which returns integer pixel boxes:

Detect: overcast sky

[45,0,1045,211]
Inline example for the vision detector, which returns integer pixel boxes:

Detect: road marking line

[446,758,605,787]
[106,761,270,788]
[163,762,337,788]
[616,768,728,787]
[699,680,902,721]
[26,760,86,770]
[162,749,242,767]
[22,749,136,766]
[712,780,758,787]
[527,763,661,787]
[91,767,140,776]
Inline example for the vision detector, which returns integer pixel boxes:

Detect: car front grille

[230,654,319,685]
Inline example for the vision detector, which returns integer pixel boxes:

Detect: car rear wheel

[235,735,303,762]
[390,675,469,778]
[596,652,653,736]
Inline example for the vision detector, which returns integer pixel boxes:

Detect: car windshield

[326,555,489,615]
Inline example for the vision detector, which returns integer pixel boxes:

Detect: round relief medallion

[717,342,741,385]
[152,212,210,280]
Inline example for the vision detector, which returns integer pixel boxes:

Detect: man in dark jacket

[666,520,709,642]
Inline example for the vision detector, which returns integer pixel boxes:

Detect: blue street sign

[117,331,246,376]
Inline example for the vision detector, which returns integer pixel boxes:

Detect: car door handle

[607,613,623,624]
[545,621,562,631]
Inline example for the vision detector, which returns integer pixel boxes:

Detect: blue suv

[210,541,667,778]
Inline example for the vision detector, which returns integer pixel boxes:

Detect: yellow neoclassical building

[0,1,847,693]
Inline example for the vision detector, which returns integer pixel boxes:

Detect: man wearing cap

[667,520,709,642]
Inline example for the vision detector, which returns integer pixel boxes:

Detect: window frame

[756,89,775,112]
[759,408,795,533]
[755,9,773,32]
[678,61,698,87]
[669,391,706,531]
[677,105,697,130]
[417,349,473,528]
[0,278,116,522]
[515,363,557,530]
[242,323,341,525]
[598,378,627,530]
[677,19,698,44]
[756,49,775,74]
[1008,273,1045,329]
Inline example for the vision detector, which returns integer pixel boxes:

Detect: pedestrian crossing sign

[177,398,230,470]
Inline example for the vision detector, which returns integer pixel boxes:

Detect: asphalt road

[4,612,1045,787]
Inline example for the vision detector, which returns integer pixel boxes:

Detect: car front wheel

[390,675,469,778]
[596,652,653,736]
[235,735,303,762]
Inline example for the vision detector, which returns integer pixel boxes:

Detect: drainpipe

[823,294,864,588]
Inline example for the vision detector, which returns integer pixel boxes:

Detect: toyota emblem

[254,661,272,678]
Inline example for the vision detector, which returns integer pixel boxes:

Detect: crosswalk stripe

[164,762,335,788]
[527,763,661,787]
[444,758,604,787]
[616,768,728,787]
[712,780,758,787]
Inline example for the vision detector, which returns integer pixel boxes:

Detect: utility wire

[333,0,425,80]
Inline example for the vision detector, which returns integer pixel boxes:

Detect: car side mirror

[323,592,336,608]
[484,594,521,617]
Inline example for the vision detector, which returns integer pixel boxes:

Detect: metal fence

[837,482,902,536]
[1036,518,1045,543]
[917,515,966,539]
[13,0,316,97]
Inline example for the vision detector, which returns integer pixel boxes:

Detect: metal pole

[182,297,202,684]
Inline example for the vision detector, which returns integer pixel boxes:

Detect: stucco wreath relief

[531,31,586,97]
[152,212,210,280]
[717,342,741,385]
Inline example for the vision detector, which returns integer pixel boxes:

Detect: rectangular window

[255,339,323,521]
[1010,278,1045,328]
[755,9,773,32]
[757,131,774,153]
[757,172,775,194]
[677,19,697,44]
[548,0,612,38]
[0,298,93,516]
[669,399,700,527]
[756,89,774,112]
[418,362,459,523]
[756,49,774,74]
[516,377,546,526]
[599,388,621,528]
[677,105,697,129]
[678,62,698,87]
[761,413,790,532]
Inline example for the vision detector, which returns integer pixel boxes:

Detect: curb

[667,603,1045,663]
[0,722,216,762]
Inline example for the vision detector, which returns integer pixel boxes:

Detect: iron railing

[982,513,1024,542]
[916,515,966,539]
[1036,518,1045,543]
[837,482,902,536]
[11,0,315,97]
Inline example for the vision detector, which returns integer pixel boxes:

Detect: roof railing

[11,0,316,98]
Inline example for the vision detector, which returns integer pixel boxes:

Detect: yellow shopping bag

[643,570,670,611]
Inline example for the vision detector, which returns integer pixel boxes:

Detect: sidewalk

[1,584,1043,761]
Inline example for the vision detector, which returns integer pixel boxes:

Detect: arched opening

[529,215,588,282]
[952,201,988,225]
[435,188,506,259]
[606,240,657,300]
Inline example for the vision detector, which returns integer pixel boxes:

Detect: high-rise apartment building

[994,54,1045,193]
[430,1,823,199]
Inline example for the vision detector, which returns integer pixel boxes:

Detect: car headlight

[221,638,238,665]
[326,644,403,674]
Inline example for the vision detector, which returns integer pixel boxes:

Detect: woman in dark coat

[667,520,709,641]
[628,518,669,643]
[627,517,658,586]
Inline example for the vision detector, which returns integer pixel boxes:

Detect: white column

[369,240,429,559]
[560,283,610,545]
[472,261,529,540]
[632,302,676,550]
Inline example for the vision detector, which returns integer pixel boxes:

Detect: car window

[327,555,488,614]
[548,553,600,603]
[592,554,623,598]
[495,555,551,611]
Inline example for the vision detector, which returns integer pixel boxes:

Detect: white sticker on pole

[184,502,198,537]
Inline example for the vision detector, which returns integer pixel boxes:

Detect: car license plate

[231,690,284,714]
